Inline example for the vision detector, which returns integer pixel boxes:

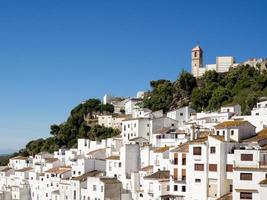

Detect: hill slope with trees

[1,64,266,166]
[143,65,267,114]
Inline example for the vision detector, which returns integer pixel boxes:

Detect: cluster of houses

[1,93,267,200]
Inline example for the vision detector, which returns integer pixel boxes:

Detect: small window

[231,130,234,135]
[195,178,201,183]
[174,185,178,191]
[180,113,183,116]
[194,164,204,171]
[182,158,186,165]
[193,147,202,155]
[209,164,217,172]
[226,164,233,172]
[182,186,186,192]
[210,147,216,154]
[240,192,252,199]
[241,154,253,161]
[240,173,253,181]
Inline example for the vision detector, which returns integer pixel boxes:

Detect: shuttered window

[226,164,233,172]
[240,173,252,180]
[173,168,178,180]
[240,192,252,199]
[193,147,202,155]
[194,164,204,171]
[182,154,186,165]
[241,154,253,161]
[174,153,178,165]
[209,164,217,172]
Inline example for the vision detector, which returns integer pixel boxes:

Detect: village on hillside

[0,46,267,200]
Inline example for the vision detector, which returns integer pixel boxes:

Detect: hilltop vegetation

[143,65,267,114]
[19,99,119,156]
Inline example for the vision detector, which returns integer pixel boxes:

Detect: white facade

[221,104,242,116]
[167,106,195,127]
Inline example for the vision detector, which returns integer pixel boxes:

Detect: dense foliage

[17,99,119,157]
[143,65,267,114]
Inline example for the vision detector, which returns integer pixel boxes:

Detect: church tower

[191,44,203,77]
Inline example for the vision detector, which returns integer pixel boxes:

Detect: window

[241,154,253,161]
[240,173,252,180]
[216,130,219,135]
[194,51,197,57]
[74,191,76,200]
[101,186,103,192]
[226,164,233,172]
[93,185,97,191]
[195,178,201,183]
[182,186,186,192]
[194,164,204,171]
[240,192,252,199]
[180,113,183,116]
[182,158,186,165]
[210,147,216,154]
[173,168,178,180]
[193,147,202,155]
[231,130,234,135]
[174,185,178,191]
[174,158,178,165]
[209,164,217,172]
[119,162,121,167]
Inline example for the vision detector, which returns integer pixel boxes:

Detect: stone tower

[191,45,203,77]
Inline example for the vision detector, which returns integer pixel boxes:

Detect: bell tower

[191,44,203,77]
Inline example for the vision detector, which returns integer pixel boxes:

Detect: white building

[221,103,242,116]
[191,45,238,77]
[167,106,195,127]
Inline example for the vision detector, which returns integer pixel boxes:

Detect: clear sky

[0,0,266,152]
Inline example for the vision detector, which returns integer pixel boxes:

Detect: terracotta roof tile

[72,170,103,181]
[45,166,71,174]
[171,142,189,153]
[10,156,28,160]
[15,167,33,172]
[153,146,170,153]
[215,120,249,129]
[105,156,120,160]
[139,165,153,172]
[100,177,121,184]
[144,170,170,180]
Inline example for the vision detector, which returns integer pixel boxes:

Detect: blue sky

[0,0,266,151]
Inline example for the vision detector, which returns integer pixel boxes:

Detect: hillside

[142,65,267,114]
[1,64,266,166]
